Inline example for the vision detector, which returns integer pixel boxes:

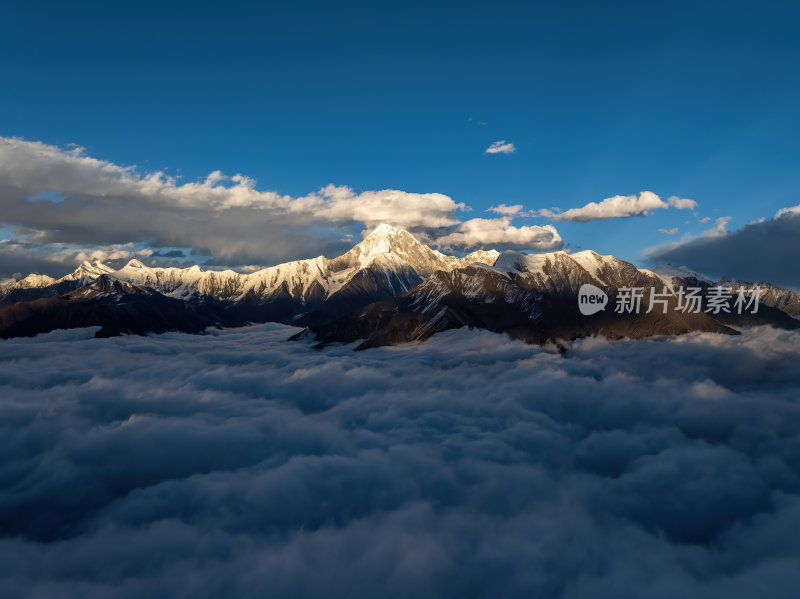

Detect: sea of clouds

[1,324,799,598]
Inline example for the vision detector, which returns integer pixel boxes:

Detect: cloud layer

[1,324,799,597]
[0,137,558,276]
[649,207,800,289]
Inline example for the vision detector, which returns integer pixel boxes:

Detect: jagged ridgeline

[1,225,798,345]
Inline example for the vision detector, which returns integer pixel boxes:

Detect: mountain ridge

[1,224,798,344]
[306,248,798,349]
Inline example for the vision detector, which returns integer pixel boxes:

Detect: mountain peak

[366,223,404,237]
[62,259,116,282]
[352,224,422,259]
[124,259,147,269]
[361,223,419,247]
[9,273,57,290]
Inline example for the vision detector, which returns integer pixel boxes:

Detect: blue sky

[1,0,799,280]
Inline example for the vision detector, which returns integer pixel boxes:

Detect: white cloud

[706,216,731,237]
[657,227,679,235]
[310,184,464,229]
[551,191,668,222]
[488,204,523,216]
[699,217,711,224]
[0,137,479,272]
[666,196,697,210]
[204,170,226,187]
[534,208,560,218]
[434,217,563,251]
[485,140,516,154]
[775,203,800,218]
[541,193,700,223]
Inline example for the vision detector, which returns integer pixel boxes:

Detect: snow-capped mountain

[648,267,800,317]
[0,274,236,339]
[307,247,799,349]
[715,277,800,317]
[649,264,713,287]
[108,225,499,324]
[0,260,116,294]
[61,259,116,282]
[0,225,499,337]
[3,273,58,292]
[3,224,497,303]
[1,225,797,343]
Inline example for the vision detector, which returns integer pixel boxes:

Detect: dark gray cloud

[0,238,169,280]
[0,239,77,278]
[1,325,799,598]
[150,249,186,258]
[649,210,800,289]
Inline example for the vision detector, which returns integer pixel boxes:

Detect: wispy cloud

[708,216,731,236]
[488,204,524,216]
[666,196,697,210]
[657,227,679,235]
[485,140,516,154]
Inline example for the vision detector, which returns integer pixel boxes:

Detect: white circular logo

[578,284,608,315]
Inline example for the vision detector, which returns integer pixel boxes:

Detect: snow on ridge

[651,264,713,285]
[1,226,509,302]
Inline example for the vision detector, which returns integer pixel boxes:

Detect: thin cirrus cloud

[485,140,516,154]
[657,227,679,235]
[539,192,697,222]
[0,323,799,597]
[0,137,563,277]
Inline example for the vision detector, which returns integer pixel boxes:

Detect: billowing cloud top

[0,324,799,597]
[0,137,561,275]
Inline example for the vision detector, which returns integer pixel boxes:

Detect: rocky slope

[0,276,235,339]
[306,250,799,349]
